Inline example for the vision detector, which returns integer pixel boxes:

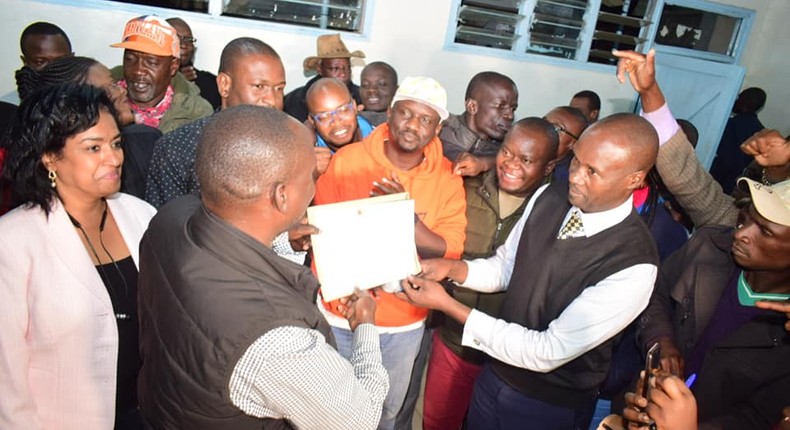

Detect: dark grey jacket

[638,226,790,430]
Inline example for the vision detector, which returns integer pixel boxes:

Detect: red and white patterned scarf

[118,80,174,129]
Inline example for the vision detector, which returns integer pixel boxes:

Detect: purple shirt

[641,103,681,146]
[684,269,767,383]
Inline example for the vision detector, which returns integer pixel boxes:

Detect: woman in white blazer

[0,84,155,429]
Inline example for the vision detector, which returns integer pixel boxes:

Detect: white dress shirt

[460,184,657,372]
[229,324,389,430]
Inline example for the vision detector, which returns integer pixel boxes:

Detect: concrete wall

[1,0,787,133]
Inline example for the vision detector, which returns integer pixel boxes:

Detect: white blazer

[0,193,155,430]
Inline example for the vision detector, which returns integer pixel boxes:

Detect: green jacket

[439,169,530,362]
[110,66,214,134]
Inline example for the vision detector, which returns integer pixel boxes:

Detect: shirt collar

[573,194,634,237]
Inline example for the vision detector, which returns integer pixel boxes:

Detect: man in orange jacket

[314,76,467,430]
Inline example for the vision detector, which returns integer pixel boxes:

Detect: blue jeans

[332,325,425,430]
[465,363,595,430]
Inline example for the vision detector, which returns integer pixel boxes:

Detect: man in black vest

[401,113,660,430]
[137,106,389,430]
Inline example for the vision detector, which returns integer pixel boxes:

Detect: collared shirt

[641,103,680,146]
[315,115,374,152]
[144,116,212,209]
[460,183,657,372]
[229,324,389,430]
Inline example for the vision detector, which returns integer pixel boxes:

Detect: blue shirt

[315,115,374,153]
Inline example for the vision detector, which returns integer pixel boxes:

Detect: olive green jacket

[440,169,530,362]
[110,66,213,134]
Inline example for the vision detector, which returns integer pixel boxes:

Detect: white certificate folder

[308,192,421,301]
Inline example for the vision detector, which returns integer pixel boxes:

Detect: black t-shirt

[194,69,221,110]
[95,255,140,421]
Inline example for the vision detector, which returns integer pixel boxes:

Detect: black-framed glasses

[310,101,355,125]
[178,35,197,45]
[553,123,580,141]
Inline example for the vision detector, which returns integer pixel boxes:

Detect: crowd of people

[0,13,788,430]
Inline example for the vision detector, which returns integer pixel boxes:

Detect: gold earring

[48,170,57,188]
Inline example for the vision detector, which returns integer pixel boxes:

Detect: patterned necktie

[558,210,584,240]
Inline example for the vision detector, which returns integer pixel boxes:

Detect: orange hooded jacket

[314,123,467,327]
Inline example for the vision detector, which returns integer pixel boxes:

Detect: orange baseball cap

[111,15,180,58]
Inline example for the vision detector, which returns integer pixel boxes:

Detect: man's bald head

[219,37,281,76]
[508,117,560,158]
[544,106,589,159]
[733,87,767,114]
[196,105,310,209]
[306,77,352,113]
[571,90,601,123]
[217,37,286,110]
[305,78,359,150]
[496,117,560,197]
[465,71,516,100]
[464,71,518,141]
[586,113,658,171]
[363,61,397,86]
[548,106,588,135]
[568,113,658,213]
[20,22,72,71]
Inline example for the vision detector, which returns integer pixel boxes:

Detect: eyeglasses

[553,123,580,141]
[177,35,197,45]
[310,101,356,125]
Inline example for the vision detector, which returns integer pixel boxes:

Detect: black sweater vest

[138,196,334,429]
[492,182,658,408]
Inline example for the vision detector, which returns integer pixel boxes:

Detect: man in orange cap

[110,15,212,133]
[284,33,365,122]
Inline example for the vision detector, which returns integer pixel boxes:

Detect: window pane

[655,4,740,56]
[103,0,208,13]
[454,0,521,50]
[588,0,652,65]
[224,0,364,32]
[526,0,588,59]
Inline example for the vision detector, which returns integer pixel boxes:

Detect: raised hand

[614,49,656,94]
[740,129,790,169]
[613,49,665,111]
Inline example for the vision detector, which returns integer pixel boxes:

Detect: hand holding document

[308,193,421,301]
